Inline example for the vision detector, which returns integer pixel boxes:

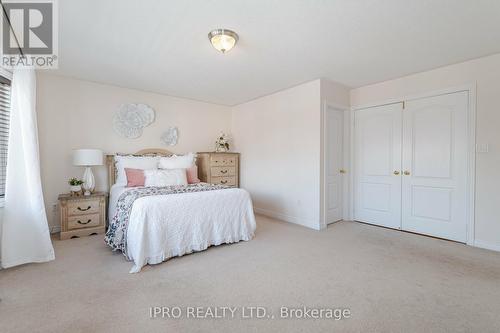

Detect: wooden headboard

[106,149,173,190]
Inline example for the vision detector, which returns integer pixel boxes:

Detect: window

[0,75,11,199]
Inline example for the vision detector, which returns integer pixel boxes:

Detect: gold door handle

[393,170,400,175]
[404,170,411,176]
[339,169,346,174]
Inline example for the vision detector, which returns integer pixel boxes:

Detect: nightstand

[58,192,108,240]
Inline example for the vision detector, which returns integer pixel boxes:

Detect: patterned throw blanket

[104,183,229,257]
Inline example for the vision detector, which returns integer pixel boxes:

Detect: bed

[104,149,256,273]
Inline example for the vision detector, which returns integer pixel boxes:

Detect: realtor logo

[1,0,58,68]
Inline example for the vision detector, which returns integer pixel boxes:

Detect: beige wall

[231,80,321,229]
[37,73,232,231]
[351,53,500,250]
[35,53,500,248]
[320,78,351,108]
[231,79,350,230]
[38,75,349,232]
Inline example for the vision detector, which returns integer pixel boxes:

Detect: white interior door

[325,107,344,224]
[354,103,403,229]
[401,91,468,242]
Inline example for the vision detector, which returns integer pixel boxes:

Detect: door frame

[320,101,350,229]
[350,84,476,245]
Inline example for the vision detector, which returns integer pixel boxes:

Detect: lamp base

[82,166,95,196]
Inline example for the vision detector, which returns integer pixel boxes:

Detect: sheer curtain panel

[0,68,54,268]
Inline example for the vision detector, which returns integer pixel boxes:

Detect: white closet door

[325,107,344,224]
[354,103,403,229]
[401,91,468,242]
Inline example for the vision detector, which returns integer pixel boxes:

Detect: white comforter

[109,185,256,273]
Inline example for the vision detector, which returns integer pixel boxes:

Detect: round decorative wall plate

[113,103,155,139]
[161,127,179,146]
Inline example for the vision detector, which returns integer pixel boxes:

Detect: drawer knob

[221,180,228,184]
[77,206,91,211]
[220,170,228,174]
[77,219,92,225]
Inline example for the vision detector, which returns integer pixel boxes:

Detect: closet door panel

[354,103,403,229]
[402,91,468,242]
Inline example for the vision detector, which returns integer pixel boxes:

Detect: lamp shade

[72,149,103,166]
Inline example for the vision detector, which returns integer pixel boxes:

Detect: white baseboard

[473,239,500,252]
[254,207,320,230]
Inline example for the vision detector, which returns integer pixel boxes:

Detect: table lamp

[72,149,103,196]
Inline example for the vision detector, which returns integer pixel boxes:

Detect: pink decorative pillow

[125,168,145,187]
[186,166,200,184]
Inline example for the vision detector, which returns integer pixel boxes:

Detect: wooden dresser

[197,152,239,187]
[59,192,107,240]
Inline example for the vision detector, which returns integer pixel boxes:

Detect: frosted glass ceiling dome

[208,29,239,54]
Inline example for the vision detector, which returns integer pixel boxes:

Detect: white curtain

[0,68,54,268]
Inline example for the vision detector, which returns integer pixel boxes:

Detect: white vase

[70,185,81,193]
[82,166,95,196]
[215,145,228,153]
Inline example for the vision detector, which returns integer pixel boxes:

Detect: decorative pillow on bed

[158,153,195,169]
[125,168,145,187]
[186,165,200,184]
[115,155,160,186]
[144,169,188,187]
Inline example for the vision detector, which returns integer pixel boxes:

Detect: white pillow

[144,169,188,187]
[114,155,160,186]
[158,153,195,169]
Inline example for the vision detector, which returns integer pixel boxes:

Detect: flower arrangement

[215,132,230,152]
[68,178,84,186]
[68,178,84,196]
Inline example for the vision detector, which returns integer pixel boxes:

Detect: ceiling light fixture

[208,29,239,54]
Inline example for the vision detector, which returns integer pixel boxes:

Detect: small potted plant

[215,132,230,152]
[68,178,84,196]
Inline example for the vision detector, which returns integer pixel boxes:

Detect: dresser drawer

[211,155,236,166]
[210,166,236,177]
[67,213,101,230]
[67,199,101,216]
[197,152,239,188]
[212,176,237,186]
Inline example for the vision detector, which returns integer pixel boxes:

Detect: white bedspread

[109,185,256,273]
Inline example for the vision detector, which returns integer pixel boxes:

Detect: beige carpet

[1,215,500,333]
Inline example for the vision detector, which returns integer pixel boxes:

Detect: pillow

[144,169,188,187]
[158,153,195,169]
[114,155,160,186]
[125,168,145,187]
[186,165,200,184]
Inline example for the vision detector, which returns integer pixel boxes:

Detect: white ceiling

[57,0,500,106]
